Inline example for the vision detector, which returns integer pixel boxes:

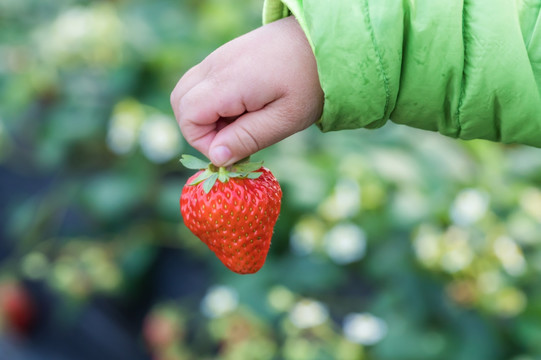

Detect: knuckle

[178,92,198,123]
[234,124,260,154]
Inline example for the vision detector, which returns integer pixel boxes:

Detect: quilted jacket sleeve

[263,0,541,148]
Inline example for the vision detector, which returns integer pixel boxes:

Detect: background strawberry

[180,155,282,274]
[0,280,35,337]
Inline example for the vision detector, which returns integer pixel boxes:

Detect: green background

[1,0,541,359]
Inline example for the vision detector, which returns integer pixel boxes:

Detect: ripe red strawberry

[180,155,282,274]
[0,280,35,336]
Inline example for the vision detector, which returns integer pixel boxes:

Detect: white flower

[288,299,329,329]
[318,178,361,221]
[371,150,420,185]
[139,114,182,163]
[21,252,49,280]
[520,187,541,221]
[200,285,239,318]
[343,313,388,345]
[507,212,539,245]
[440,247,473,273]
[36,5,123,65]
[392,187,428,223]
[440,227,473,273]
[324,223,366,265]
[450,188,489,226]
[107,112,142,154]
[290,217,325,256]
[50,7,91,44]
[477,271,503,294]
[412,225,441,267]
[267,286,295,312]
[493,236,526,276]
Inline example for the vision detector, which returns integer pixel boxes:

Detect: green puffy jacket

[263,0,541,147]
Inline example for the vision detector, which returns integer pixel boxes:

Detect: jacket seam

[455,0,466,137]
[362,0,390,120]
[527,2,541,49]
[282,2,291,18]
[519,0,541,48]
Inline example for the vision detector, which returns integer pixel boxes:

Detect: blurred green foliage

[2,0,541,359]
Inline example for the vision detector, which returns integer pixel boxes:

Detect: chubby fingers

[208,99,308,166]
[171,16,324,167]
[172,72,284,166]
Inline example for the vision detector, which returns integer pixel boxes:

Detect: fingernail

[210,146,232,166]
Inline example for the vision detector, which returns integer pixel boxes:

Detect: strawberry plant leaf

[203,173,218,193]
[232,161,263,174]
[236,156,251,164]
[189,169,213,186]
[246,172,263,179]
[180,155,210,170]
[218,171,228,183]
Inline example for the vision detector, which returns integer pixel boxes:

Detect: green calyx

[180,154,263,193]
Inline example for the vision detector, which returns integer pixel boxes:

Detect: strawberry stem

[218,166,228,183]
[180,154,264,194]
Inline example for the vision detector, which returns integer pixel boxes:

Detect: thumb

[208,100,303,166]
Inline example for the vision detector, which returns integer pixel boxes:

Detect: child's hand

[171,16,324,166]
